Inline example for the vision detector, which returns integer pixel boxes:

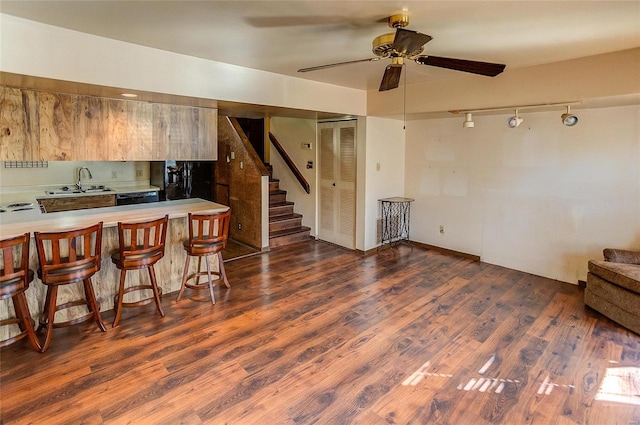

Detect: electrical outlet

[238,223,242,230]
[111,171,118,179]
[135,170,143,177]
[440,225,445,235]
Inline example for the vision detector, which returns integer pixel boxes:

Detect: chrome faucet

[76,167,93,191]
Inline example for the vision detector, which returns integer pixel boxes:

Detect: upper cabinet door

[198,107,218,161]
[74,95,109,160]
[153,104,218,160]
[38,91,76,160]
[106,98,153,161]
[0,87,38,161]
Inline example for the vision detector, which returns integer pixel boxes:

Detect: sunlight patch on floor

[594,367,640,406]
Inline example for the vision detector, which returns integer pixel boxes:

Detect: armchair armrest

[603,248,640,264]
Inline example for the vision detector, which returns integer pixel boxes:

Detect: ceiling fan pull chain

[403,65,407,130]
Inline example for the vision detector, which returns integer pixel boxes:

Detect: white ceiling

[1,1,639,91]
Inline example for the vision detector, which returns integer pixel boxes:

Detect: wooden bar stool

[176,209,231,304]
[35,222,106,353]
[111,215,168,327]
[0,233,41,352]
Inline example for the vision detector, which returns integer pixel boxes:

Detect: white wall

[362,116,406,251]
[0,14,367,117]
[0,161,149,189]
[405,104,640,284]
[269,117,317,235]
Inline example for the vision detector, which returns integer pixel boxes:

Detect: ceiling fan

[298,14,506,91]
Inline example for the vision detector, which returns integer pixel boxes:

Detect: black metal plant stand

[378,197,414,252]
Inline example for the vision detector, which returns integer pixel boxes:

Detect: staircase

[268,177,311,247]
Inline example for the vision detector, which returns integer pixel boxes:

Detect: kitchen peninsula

[0,198,229,341]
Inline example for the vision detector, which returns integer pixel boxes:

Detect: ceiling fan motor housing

[372,33,424,58]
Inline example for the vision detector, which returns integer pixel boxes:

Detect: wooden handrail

[268,132,311,194]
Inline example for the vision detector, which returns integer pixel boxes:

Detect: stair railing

[268,132,311,194]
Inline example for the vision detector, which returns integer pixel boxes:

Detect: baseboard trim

[356,241,480,261]
[410,241,481,261]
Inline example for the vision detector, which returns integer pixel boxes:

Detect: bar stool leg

[204,255,215,305]
[13,293,41,352]
[83,278,106,332]
[40,285,58,353]
[176,255,191,302]
[37,286,53,333]
[218,252,230,288]
[113,269,127,327]
[195,257,203,286]
[147,266,165,317]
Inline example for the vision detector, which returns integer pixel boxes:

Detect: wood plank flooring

[1,241,639,424]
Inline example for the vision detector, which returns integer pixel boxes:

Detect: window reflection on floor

[595,366,640,406]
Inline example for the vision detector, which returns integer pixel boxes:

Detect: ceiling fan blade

[393,28,432,54]
[298,58,379,73]
[415,56,506,77]
[379,64,403,91]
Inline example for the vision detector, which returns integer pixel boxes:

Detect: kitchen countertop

[0,184,160,204]
[0,198,228,238]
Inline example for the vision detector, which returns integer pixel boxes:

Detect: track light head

[507,109,523,128]
[561,105,578,126]
[463,112,474,128]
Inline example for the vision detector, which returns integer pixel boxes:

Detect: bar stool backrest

[187,210,231,255]
[117,215,168,269]
[35,222,103,285]
[0,233,31,299]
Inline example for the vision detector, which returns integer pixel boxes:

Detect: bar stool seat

[176,209,231,304]
[0,233,41,352]
[35,222,106,353]
[111,215,168,327]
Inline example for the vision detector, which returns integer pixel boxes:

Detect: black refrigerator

[150,161,215,201]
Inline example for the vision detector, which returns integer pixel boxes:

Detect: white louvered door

[318,120,356,249]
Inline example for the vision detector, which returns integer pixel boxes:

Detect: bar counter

[0,199,229,342]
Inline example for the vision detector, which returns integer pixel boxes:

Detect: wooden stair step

[269,226,311,248]
[269,201,294,214]
[269,180,280,191]
[270,209,295,219]
[269,190,287,204]
[269,213,303,232]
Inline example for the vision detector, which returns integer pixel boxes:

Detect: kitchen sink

[45,186,114,195]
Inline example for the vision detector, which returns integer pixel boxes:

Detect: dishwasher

[116,191,159,205]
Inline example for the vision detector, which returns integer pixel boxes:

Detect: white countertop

[0,184,160,205]
[0,198,229,238]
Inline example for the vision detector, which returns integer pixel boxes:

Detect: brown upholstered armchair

[585,248,640,334]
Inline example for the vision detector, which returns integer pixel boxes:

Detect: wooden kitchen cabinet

[38,194,116,213]
[0,86,218,161]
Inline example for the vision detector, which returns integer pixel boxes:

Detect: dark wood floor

[221,238,261,261]
[1,241,639,424]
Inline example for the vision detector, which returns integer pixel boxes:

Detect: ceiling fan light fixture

[507,109,523,128]
[561,105,579,126]
[463,113,474,128]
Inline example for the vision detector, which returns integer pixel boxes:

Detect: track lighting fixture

[463,113,474,128]
[561,105,578,126]
[450,101,581,128]
[507,109,523,128]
